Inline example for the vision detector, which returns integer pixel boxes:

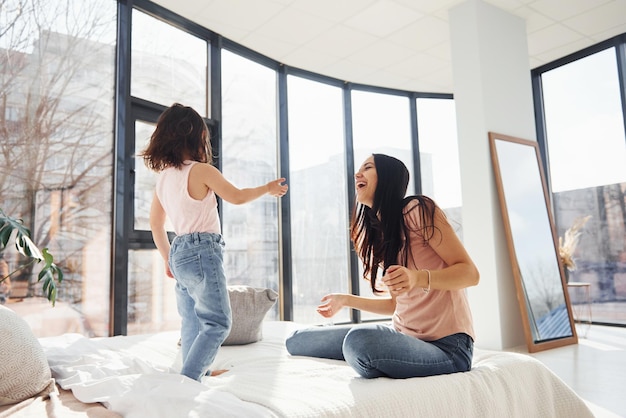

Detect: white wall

[449,0,537,350]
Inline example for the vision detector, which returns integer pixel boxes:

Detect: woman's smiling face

[355,155,377,207]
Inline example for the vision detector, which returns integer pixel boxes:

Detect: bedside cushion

[222,286,278,346]
[0,305,56,406]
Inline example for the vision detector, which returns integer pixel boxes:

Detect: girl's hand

[165,262,174,279]
[382,265,418,295]
[316,294,344,318]
[267,178,288,197]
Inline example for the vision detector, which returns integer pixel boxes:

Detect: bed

[1,315,594,418]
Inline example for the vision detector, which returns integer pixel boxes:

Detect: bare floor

[588,301,626,325]
[519,324,626,417]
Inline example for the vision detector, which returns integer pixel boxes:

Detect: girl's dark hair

[350,154,438,293]
[141,103,211,171]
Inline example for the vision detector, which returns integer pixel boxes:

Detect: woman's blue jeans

[169,232,231,381]
[285,323,473,379]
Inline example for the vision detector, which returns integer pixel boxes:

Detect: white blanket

[42,332,273,418]
[41,321,594,418]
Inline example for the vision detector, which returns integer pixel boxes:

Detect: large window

[0,0,117,337]
[540,47,626,326]
[221,50,282,319]
[287,75,350,324]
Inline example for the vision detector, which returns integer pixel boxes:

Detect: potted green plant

[0,208,63,306]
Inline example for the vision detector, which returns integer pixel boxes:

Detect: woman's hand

[382,265,418,295]
[316,294,345,318]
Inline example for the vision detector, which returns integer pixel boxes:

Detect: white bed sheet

[40,321,594,418]
[41,332,273,418]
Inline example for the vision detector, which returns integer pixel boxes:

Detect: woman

[286,153,479,379]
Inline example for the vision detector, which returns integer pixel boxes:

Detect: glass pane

[127,249,179,335]
[131,9,207,114]
[352,90,415,195]
[542,48,626,326]
[287,75,350,324]
[351,90,414,320]
[543,49,626,192]
[134,120,174,232]
[416,98,463,233]
[0,0,116,337]
[221,50,280,320]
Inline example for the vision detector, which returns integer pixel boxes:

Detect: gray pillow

[222,285,278,346]
[0,305,56,406]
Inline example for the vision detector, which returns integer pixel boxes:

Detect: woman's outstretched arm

[316,293,396,318]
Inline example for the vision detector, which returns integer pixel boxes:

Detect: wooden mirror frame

[489,132,577,353]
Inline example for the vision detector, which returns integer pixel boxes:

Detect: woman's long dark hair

[141,103,212,171]
[350,154,438,293]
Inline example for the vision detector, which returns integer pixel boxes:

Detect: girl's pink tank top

[156,161,220,235]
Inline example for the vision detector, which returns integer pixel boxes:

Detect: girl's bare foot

[210,369,229,376]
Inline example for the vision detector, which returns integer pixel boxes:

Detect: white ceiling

[151,0,626,94]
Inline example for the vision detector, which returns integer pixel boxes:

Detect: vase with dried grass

[558,215,591,283]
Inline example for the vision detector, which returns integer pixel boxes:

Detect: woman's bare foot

[210,369,229,376]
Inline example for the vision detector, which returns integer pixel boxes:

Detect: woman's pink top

[156,161,220,236]
[392,199,475,341]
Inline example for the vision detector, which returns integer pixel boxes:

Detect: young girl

[286,153,478,379]
[141,103,287,381]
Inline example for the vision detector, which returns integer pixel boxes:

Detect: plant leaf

[0,221,14,248]
[37,248,64,306]
[17,233,44,260]
[0,209,44,259]
[1,209,63,306]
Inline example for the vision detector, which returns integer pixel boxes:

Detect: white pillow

[0,305,56,406]
[222,286,278,346]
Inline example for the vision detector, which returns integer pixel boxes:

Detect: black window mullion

[209,35,223,226]
[111,0,133,336]
[343,84,360,324]
[531,71,550,188]
[277,66,293,321]
[409,94,421,195]
[616,36,626,148]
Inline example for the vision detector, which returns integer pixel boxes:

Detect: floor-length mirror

[489,132,577,353]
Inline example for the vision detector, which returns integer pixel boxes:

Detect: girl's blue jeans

[285,323,473,379]
[169,232,231,381]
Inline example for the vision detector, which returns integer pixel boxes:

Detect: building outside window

[0,0,117,337]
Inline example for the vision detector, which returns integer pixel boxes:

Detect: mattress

[2,321,595,418]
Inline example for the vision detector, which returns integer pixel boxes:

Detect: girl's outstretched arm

[191,163,287,204]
